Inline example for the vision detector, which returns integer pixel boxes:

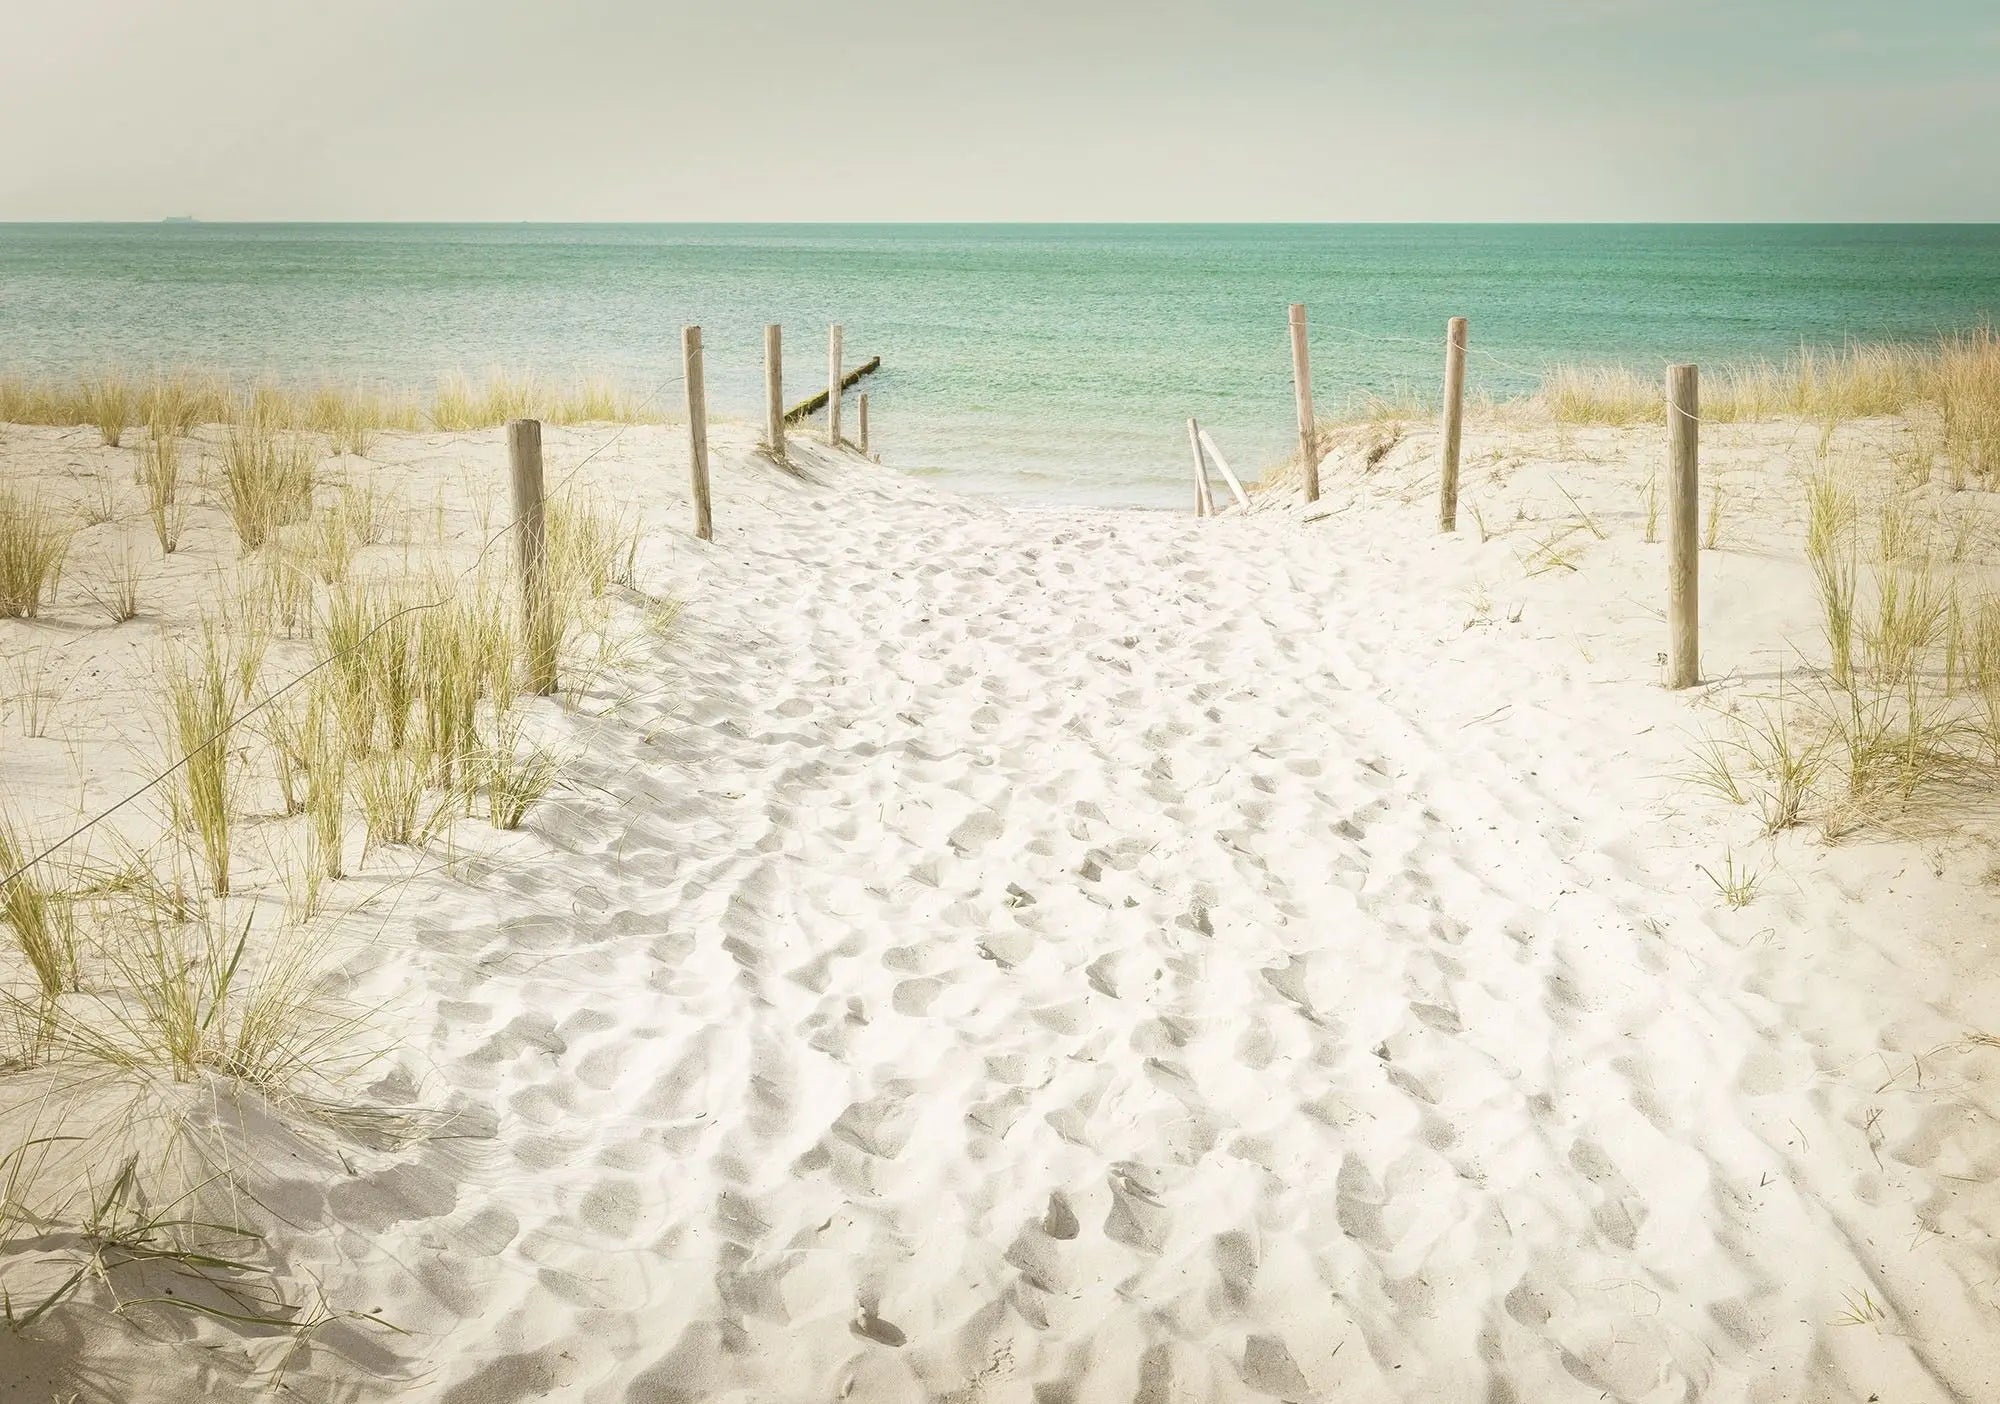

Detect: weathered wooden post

[1289,304,1319,503]
[828,324,844,446]
[1667,363,1700,688]
[1438,316,1468,531]
[858,392,870,458]
[1186,417,1215,516]
[507,418,557,695]
[764,324,784,458]
[683,325,713,542]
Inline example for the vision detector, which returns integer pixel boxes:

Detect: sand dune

[4,414,2000,1402]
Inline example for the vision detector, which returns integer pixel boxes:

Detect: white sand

[4,412,2000,1402]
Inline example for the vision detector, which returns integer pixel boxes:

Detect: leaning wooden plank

[1186,417,1216,517]
[1196,426,1250,510]
[785,356,882,424]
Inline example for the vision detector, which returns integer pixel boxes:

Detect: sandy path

[325,431,1996,1404]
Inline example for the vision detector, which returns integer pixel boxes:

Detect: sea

[2,223,1996,506]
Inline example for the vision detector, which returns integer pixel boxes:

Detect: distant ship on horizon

[162,215,197,225]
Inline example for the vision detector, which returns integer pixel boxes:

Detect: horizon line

[4,218,2000,229]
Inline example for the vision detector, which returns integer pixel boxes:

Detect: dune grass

[1541,332,2000,479]
[1698,467,2000,842]
[218,418,317,551]
[1,367,668,438]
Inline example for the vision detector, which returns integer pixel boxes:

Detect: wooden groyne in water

[785,355,880,424]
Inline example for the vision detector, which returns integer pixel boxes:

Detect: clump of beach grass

[305,384,386,457]
[82,542,146,624]
[218,418,317,550]
[353,745,453,856]
[1,816,78,1005]
[1805,471,1859,689]
[140,424,187,553]
[83,374,134,447]
[479,711,561,830]
[140,371,231,437]
[0,489,74,618]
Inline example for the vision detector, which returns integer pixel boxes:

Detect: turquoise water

[2,223,1997,506]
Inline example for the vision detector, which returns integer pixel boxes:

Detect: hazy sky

[2,0,1995,221]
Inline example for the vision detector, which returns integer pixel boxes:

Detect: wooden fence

[1186,306,1708,689]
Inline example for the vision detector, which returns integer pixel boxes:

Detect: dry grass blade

[1553,481,1606,541]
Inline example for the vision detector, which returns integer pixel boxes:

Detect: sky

[1,0,1995,221]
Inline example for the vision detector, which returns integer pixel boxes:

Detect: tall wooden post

[684,325,713,542]
[1667,363,1700,688]
[763,323,784,458]
[1289,304,1319,503]
[828,324,844,446]
[507,418,557,695]
[1438,316,1468,532]
[858,392,870,457]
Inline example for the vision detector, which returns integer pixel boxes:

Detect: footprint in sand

[1043,1190,1080,1239]
[850,1299,907,1347]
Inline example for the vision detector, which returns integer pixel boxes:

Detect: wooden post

[1667,363,1700,689]
[858,392,870,458]
[1438,316,1468,532]
[828,324,843,446]
[684,325,713,542]
[1186,417,1215,517]
[507,418,557,695]
[763,323,784,458]
[1289,304,1320,503]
